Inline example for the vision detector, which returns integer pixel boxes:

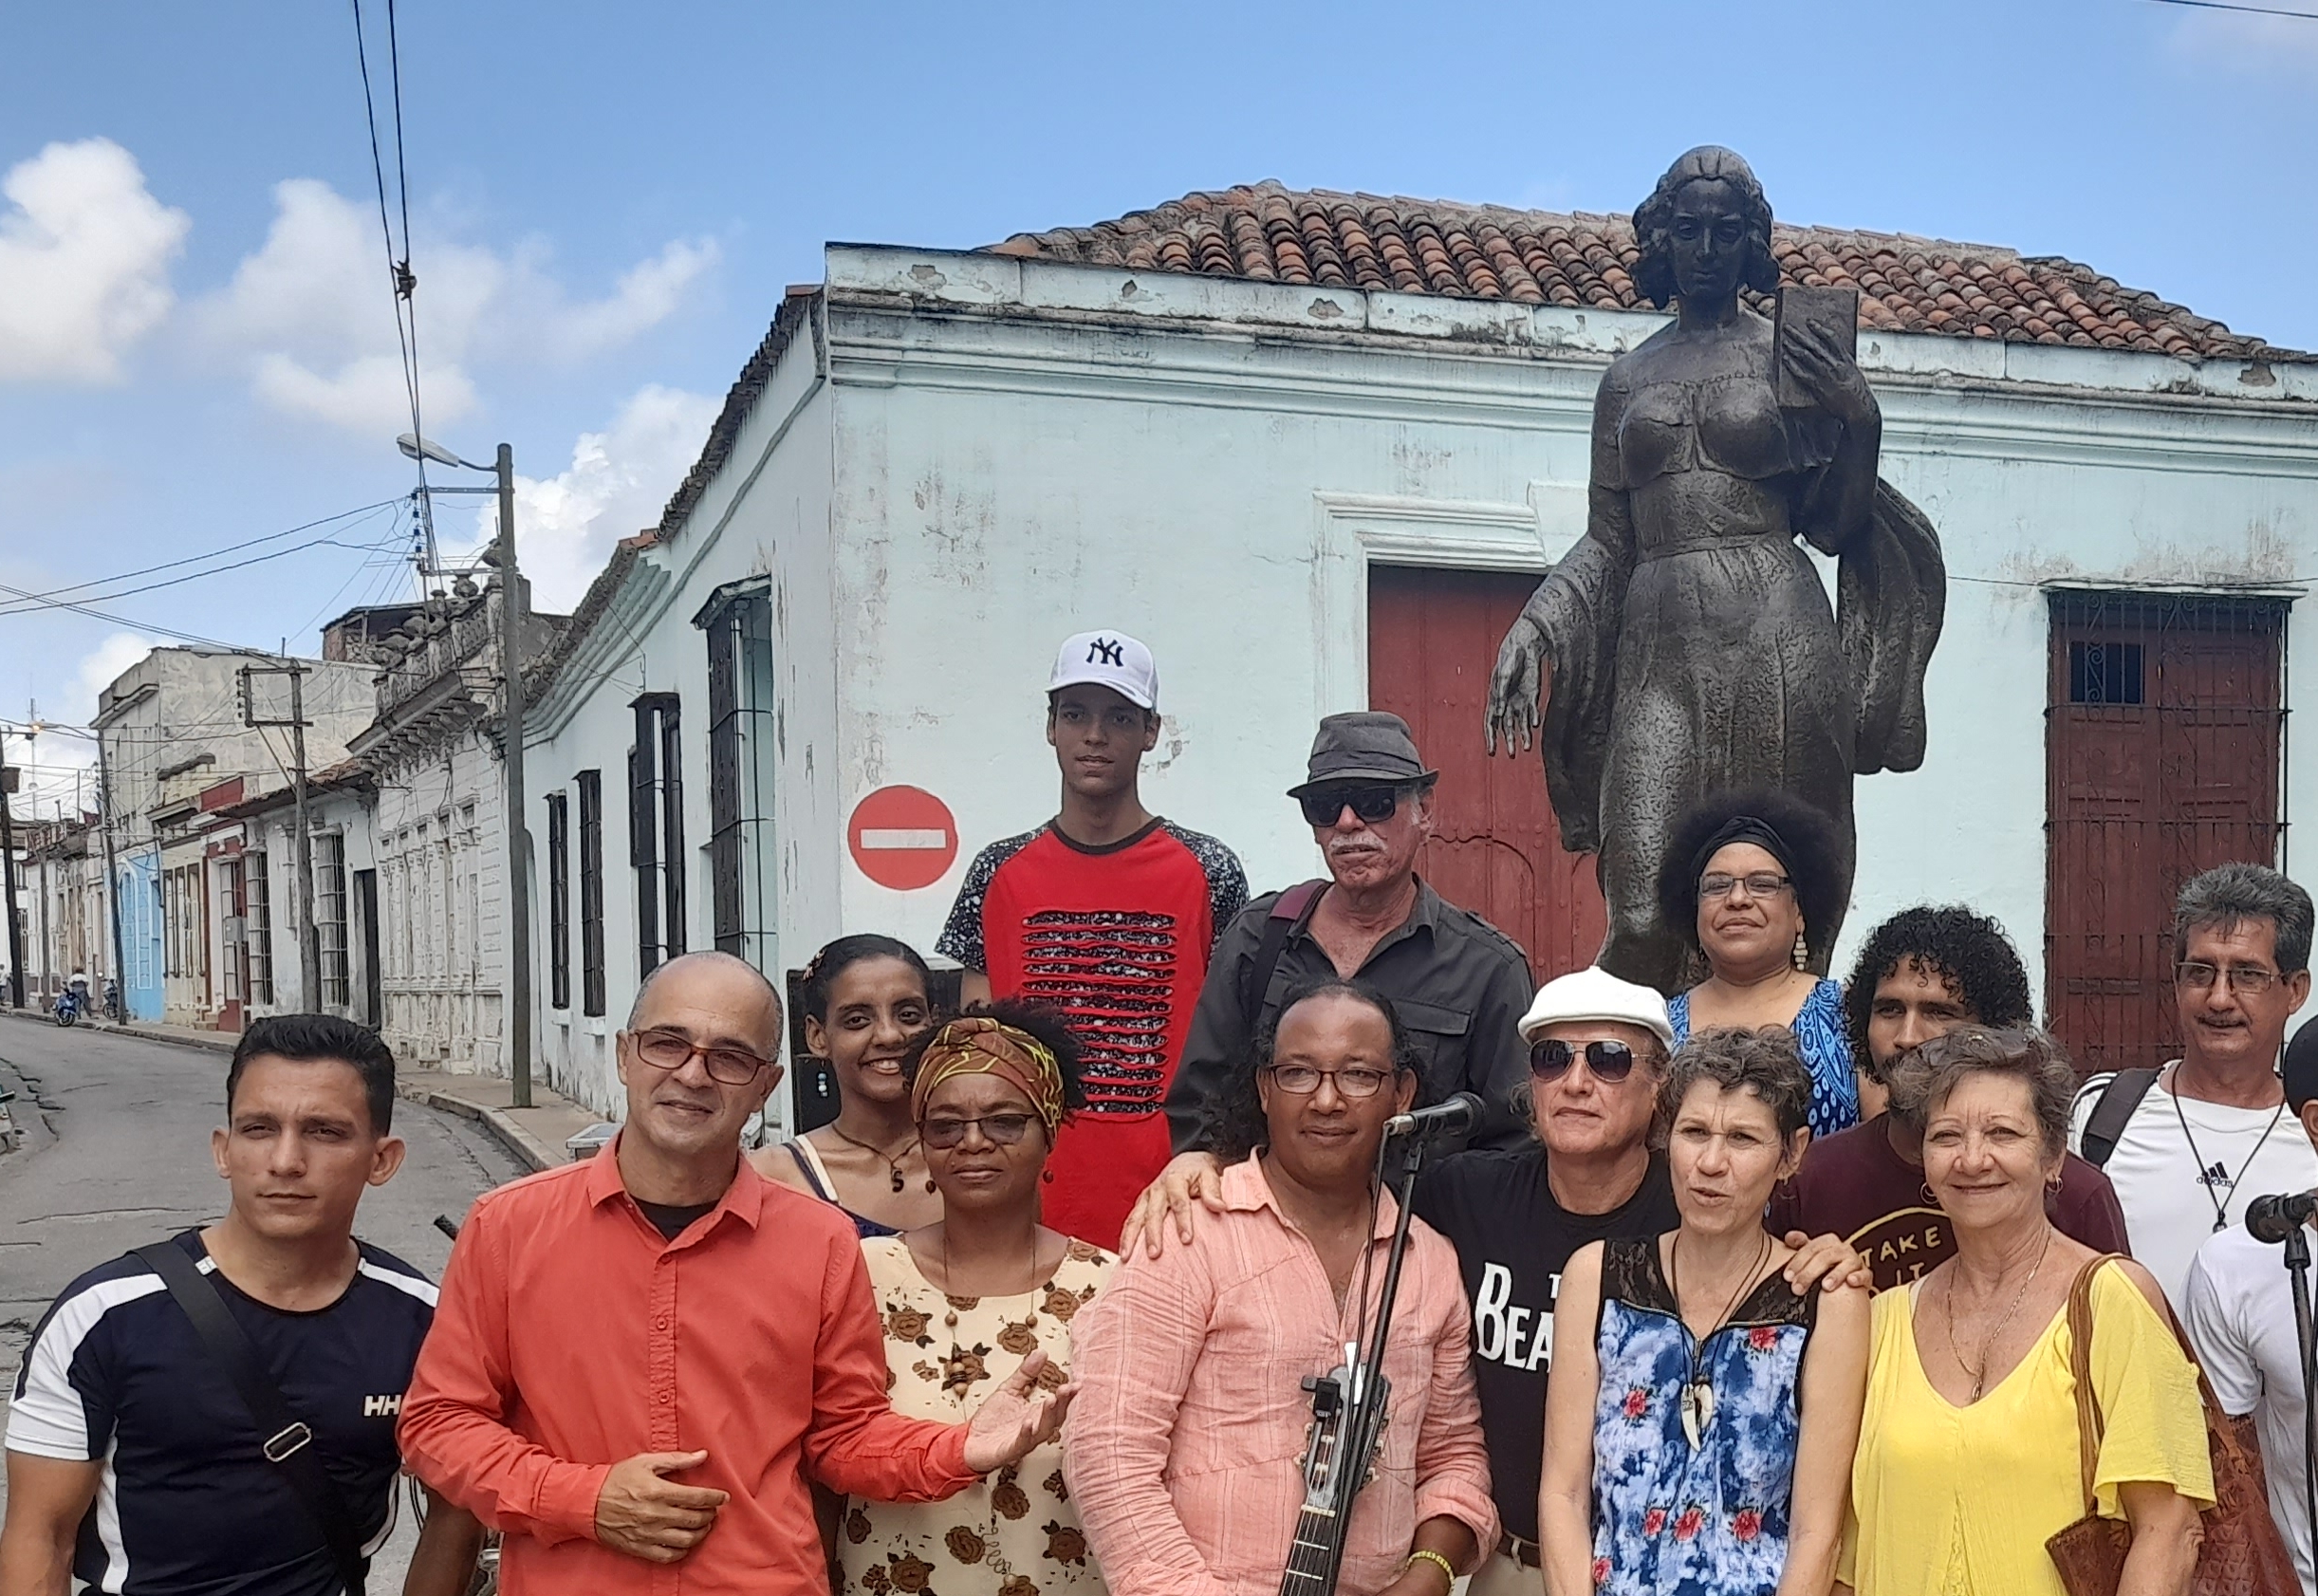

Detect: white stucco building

[512,182,2318,1115]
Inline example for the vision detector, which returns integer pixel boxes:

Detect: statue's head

[1632,145,1780,310]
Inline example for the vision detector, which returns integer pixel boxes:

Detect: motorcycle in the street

[52,974,90,1027]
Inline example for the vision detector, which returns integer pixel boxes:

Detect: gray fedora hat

[1286,712,1438,797]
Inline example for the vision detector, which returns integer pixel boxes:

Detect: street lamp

[401,434,532,1109]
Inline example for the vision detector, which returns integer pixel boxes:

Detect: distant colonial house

[506,181,2318,1118]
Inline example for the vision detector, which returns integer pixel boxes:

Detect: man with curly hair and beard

[1767,906,2127,1291]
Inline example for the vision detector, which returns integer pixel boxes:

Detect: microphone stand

[1278,1121,1440,1596]
[2286,1222,2318,1567]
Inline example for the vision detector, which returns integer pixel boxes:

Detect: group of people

[6,624,2318,1596]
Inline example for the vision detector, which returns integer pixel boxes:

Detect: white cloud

[0,139,189,383]
[446,384,719,612]
[196,178,717,436]
[73,631,154,720]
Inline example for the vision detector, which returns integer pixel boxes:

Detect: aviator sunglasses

[1529,1037,1640,1083]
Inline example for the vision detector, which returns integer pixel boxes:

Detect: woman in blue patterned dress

[1660,793,1861,1136]
[1540,1027,1868,1595]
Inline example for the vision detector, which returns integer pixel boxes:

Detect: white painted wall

[516,245,2318,1115]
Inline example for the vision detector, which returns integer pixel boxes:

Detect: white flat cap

[1517,966,1674,1047]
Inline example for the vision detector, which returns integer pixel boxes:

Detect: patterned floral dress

[840,1234,1116,1596]
[1586,1236,1819,1594]
[1669,979,1859,1139]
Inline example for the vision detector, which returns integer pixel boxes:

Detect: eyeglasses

[1530,1038,1642,1083]
[1297,785,1407,828]
[627,1028,776,1086]
[922,1113,1038,1149]
[1699,871,1792,901]
[1266,1064,1399,1098]
[2177,961,2282,996]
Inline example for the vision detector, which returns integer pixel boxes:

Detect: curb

[0,1007,234,1053]
[397,1085,560,1175]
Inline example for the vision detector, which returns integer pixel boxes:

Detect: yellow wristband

[1404,1549,1456,1590]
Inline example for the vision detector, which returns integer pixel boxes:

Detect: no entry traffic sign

[847,785,959,890]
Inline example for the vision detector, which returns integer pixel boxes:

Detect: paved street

[0,1016,529,1587]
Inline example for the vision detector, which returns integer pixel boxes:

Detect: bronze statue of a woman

[1485,146,1944,993]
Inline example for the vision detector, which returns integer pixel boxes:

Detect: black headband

[1691,815,1796,888]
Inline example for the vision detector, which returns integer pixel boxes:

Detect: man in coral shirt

[399,952,1072,1595]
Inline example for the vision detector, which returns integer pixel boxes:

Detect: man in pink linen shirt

[1066,979,1497,1596]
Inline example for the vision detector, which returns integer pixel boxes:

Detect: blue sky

[3,0,2313,805]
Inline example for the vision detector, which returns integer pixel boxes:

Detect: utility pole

[29,714,49,1002]
[0,730,22,1009]
[240,662,317,1009]
[95,730,128,1020]
[496,443,533,1107]
[290,665,316,1008]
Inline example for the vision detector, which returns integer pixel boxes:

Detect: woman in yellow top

[1841,1027,2212,1596]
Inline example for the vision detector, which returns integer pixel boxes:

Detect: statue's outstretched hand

[1486,617,1547,755]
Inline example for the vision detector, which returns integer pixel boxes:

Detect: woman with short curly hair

[837,1001,1116,1596]
[1658,789,1860,1138]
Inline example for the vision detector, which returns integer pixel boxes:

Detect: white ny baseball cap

[1048,630,1159,712]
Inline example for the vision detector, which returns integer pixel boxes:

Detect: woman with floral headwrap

[837,1001,1118,1596]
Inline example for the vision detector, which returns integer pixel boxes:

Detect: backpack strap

[1245,880,1328,1032]
[136,1242,371,1595]
[2078,1067,2160,1169]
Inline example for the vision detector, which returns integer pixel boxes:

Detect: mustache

[1326,836,1385,856]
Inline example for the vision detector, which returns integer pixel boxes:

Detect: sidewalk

[0,1006,604,1175]
[398,1069,603,1174]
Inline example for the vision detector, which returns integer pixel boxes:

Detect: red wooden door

[1368,565,1607,978]
[2045,594,2286,1077]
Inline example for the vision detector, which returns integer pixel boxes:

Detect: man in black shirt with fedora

[1163,710,1535,1157]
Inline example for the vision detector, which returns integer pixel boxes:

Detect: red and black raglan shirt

[936,818,1247,1247]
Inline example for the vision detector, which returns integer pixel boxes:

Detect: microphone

[2246,1192,2318,1244]
[1385,1092,1484,1141]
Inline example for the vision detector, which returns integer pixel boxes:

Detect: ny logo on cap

[1086,638,1124,667]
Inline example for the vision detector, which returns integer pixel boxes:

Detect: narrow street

[0,1015,530,1587]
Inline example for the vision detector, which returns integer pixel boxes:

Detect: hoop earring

[1919,1183,1938,1207]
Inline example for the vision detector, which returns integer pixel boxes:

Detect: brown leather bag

[2045,1254,2300,1596]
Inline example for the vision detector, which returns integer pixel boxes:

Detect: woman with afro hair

[1657,789,1860,1137]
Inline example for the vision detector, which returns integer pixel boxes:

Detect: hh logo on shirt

[362,1394,403,1419]
[1473,1264,1556,1372]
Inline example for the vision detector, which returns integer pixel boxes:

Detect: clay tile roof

[991,180,2306,363]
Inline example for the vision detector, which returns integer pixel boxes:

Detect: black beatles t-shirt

[1413,1145,1678,1547]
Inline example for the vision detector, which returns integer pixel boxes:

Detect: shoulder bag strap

[135,1243,370,1596]
[2079,1068,2160,1169]
[1244,879,1328,1031]
[2064,1253,2130,1515]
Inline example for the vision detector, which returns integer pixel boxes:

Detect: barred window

[630,694,685,978]
[547,791,571,1011]
[699,580,776,972]
[314,832,349,1009]
[245,851,272,1005]
[578,770,606,1017]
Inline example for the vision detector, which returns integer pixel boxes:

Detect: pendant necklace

[936,1227,1046,1394]
[1943,1224,2053,1402]
[1667,1231,1772,1449]
[2169,1065,2287,1233]
[824,1124,920,1194]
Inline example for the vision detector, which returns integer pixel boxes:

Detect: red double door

[1366,565,1606,983]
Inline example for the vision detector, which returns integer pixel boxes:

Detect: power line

[0,514,402,618]
[0,499,402,614]
[350,0,436,586]
[2142,0,2318,16]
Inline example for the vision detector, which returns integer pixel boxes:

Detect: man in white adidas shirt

[2181,1018,2318,1595]
[0,1014,484,1596]
[2069,862,2318,1306]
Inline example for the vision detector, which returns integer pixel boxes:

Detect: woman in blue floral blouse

[1539,1027,1869,1596]
[1660,792,1862,1137]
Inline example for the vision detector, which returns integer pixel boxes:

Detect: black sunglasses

[1529,1038,1640,1083]
[1297,784,1407,828]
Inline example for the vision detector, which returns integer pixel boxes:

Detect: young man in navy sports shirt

[937,628,1246,1248]
[1,1014,484,1596]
